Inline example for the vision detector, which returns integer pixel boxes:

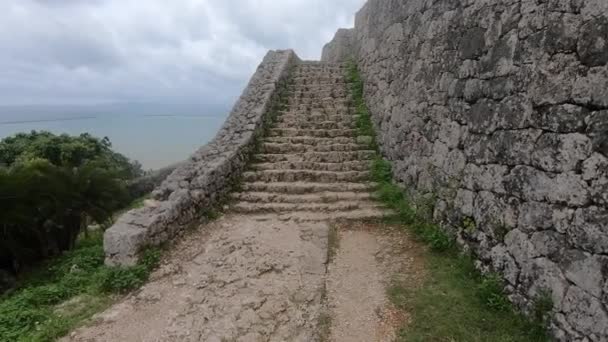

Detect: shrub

[0,132,135,279]
[478,274,511,311]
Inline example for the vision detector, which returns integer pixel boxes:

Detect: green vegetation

[0,131,159,340]
[0,131,143,179]
[0,131,141,277]
[0,230,161,342]
[346,61,550,341]
[462,216,477,234]
[327,224,340,263]
[391,254,550,342]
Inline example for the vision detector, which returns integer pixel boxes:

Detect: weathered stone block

[563,250,606,298]
[531,133,592,172]
[562,286,608,338]
[504,166,590,206]
[570,207,608,254]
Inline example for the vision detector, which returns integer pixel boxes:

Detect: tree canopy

[0,131,143,179]
[0,131,135,277]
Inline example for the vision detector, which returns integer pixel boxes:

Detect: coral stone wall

[321,28,355,63]
[104,50,299,267]
[126,163,183,200]
[323,0,608,340]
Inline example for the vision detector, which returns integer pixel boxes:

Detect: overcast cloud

[0,0,364,106]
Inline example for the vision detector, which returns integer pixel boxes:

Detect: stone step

[241,181,378,194]
[232,191,374,204]
[290,104,354,112]
[231,200,383,214]
[276,112,355,121]
[262,136,374,147]
[273,121,355,130]
[242,169,370,183]
[263,136,358,145]
[246,208,392,223]
[275,114,357,128]
[278,109,355,117]
[268,128,358,138]
[250,160,371,172]
[291,73,345,80]
[252,150,376,163]
[286,98,352,106]
[259,142,366,154]
[286,90,349,98]
[288,84,349,92]
[291,81,348,87]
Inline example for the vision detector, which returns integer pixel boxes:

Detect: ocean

[0,103,230,170]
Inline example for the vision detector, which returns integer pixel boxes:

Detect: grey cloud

[0,0,365,106]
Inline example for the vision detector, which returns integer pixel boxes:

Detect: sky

[0,0,366,107]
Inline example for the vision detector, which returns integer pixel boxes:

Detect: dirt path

[325,223,425,342]
[326,229,388,341]
[65,215,329,342]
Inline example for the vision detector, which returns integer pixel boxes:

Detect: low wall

[104,50,300,266]
[126,163,182,200]
[323,0,608,340]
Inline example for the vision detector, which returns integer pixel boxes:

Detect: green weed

[0,233,161,341]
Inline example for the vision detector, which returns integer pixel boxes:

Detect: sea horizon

[0,102,231,170]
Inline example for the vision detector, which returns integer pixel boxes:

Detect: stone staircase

[231,62,389,221]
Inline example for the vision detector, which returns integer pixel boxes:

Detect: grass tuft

[0,230,162,341]
[394,252,551,342]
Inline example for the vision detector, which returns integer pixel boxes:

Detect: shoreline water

[0,107,228,169]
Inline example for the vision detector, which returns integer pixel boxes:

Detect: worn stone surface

[69,216,329,342]
[104,50,299,266]
[323,0,608,340]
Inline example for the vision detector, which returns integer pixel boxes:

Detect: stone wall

[321,28,355,63]
[104,50,300,266]
[126,163,183,200]
[323,0,608,340]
